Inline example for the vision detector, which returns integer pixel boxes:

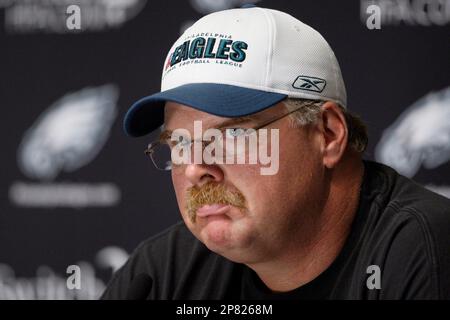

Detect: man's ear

[317,101,348,169]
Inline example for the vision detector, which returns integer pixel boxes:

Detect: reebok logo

[292,76,326,93]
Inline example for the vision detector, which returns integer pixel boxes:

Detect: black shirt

[101,160,450,299]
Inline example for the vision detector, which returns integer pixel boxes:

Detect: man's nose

[184,164,224,187]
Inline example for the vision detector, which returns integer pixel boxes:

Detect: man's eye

[225,128,246,138]
[171,136,191,147]
[179,138,191,147]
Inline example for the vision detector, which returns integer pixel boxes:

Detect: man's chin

[200,216,234,249]
[197,218,254,262]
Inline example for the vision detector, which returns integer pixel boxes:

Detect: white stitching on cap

[258,8,276,88]
[324,37,343,107]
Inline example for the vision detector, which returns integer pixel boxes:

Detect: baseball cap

[124,5,347,137]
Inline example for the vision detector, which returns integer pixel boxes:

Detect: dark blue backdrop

[1,0,449,299]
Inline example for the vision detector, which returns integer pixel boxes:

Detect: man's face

[164,101,328,264]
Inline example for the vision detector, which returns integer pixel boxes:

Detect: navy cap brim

[123,83,287,137]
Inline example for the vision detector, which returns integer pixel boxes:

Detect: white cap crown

[161,7,347,108]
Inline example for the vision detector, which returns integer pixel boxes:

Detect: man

[102,5,450,299]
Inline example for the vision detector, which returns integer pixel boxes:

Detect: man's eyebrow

[159,130,172,141]
[159,116,258,140]
[210,116,254,130]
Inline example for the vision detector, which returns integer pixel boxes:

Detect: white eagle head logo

[18,84,119,181]
[375,86,450,178]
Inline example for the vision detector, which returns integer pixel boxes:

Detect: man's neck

[248,156,365,292]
